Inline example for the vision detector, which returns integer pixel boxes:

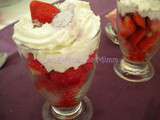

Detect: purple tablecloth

[1,0,160,120]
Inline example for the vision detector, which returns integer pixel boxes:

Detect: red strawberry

[138,32,159,53]
[30,1,60,24]
[130,29,146,46]
[50,71,69,88]
[124,41,145,62]
[151,20,160,32]
[27,53,48,75]
[87,52,96,63]
[133,13,146,29]
[27,53,34,61]
[118,16,136,39]
[58,90,78,108]
[128,52,145,62]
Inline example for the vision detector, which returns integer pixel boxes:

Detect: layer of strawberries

[118,12,160,62]
[27,52,96,108]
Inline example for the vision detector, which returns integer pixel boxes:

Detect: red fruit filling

[118,15,136,39]
[27,52,96,107]
[27,53,48,75]
[129,29,146,46]
[133,12,146,29]
[151,20,160,32]
[118,12,160,62]
[30,1,60,24]
[138,32,160,53]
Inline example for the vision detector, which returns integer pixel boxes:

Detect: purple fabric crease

[1,0,160,120]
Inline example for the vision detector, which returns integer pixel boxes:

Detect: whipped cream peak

[118,0,160,20]
[13,0,100,72]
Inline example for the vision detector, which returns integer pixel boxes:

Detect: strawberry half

[30,1,60,24]
[151,20,160,32]
[128,52,145,62]
[133,13,146,29]
[27,53,48,75]
[130,29,146,46]
[118,15,136,39]
[138,32,159,53]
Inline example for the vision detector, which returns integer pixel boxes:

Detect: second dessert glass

[114,0,160,82]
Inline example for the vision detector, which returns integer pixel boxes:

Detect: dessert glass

[15,28,100,120]
[114,0,160,82]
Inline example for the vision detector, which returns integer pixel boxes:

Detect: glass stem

[114,58,154,82]
[120,58,149,75]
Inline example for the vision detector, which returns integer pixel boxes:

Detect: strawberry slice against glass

[129,29,146,46]
[133,13,146,29]
[27,53,48,75]
[118,15,136,39]
[151,20,160,32]
[138,32,160,53]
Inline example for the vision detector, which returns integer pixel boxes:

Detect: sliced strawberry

[27,53,48,75]
[50,71,78,88]
[58,90,78,108]
[130,29,146,46]
[128,52,145,62]
[30,1,60,24]
[138,32,159,53]
[118,15,136,39]
[27,53,34,61]
[151,20,160,32]
[29,60,48,75]
[133,13,146,29]
[87,52,96,63]
[124,41,145,62]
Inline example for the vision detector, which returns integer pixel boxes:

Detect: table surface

[1,0,160,120]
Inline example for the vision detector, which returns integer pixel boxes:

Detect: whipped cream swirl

[13,0,101,72]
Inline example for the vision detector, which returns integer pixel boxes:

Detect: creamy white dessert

[13,0,100,72]
[118,0,160,20]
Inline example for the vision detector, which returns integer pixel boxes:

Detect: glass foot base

[42,96,93,120]
[114,59,154,82]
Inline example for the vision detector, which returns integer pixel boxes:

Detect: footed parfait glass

[114,0,160,82]
[15,30,100,120]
